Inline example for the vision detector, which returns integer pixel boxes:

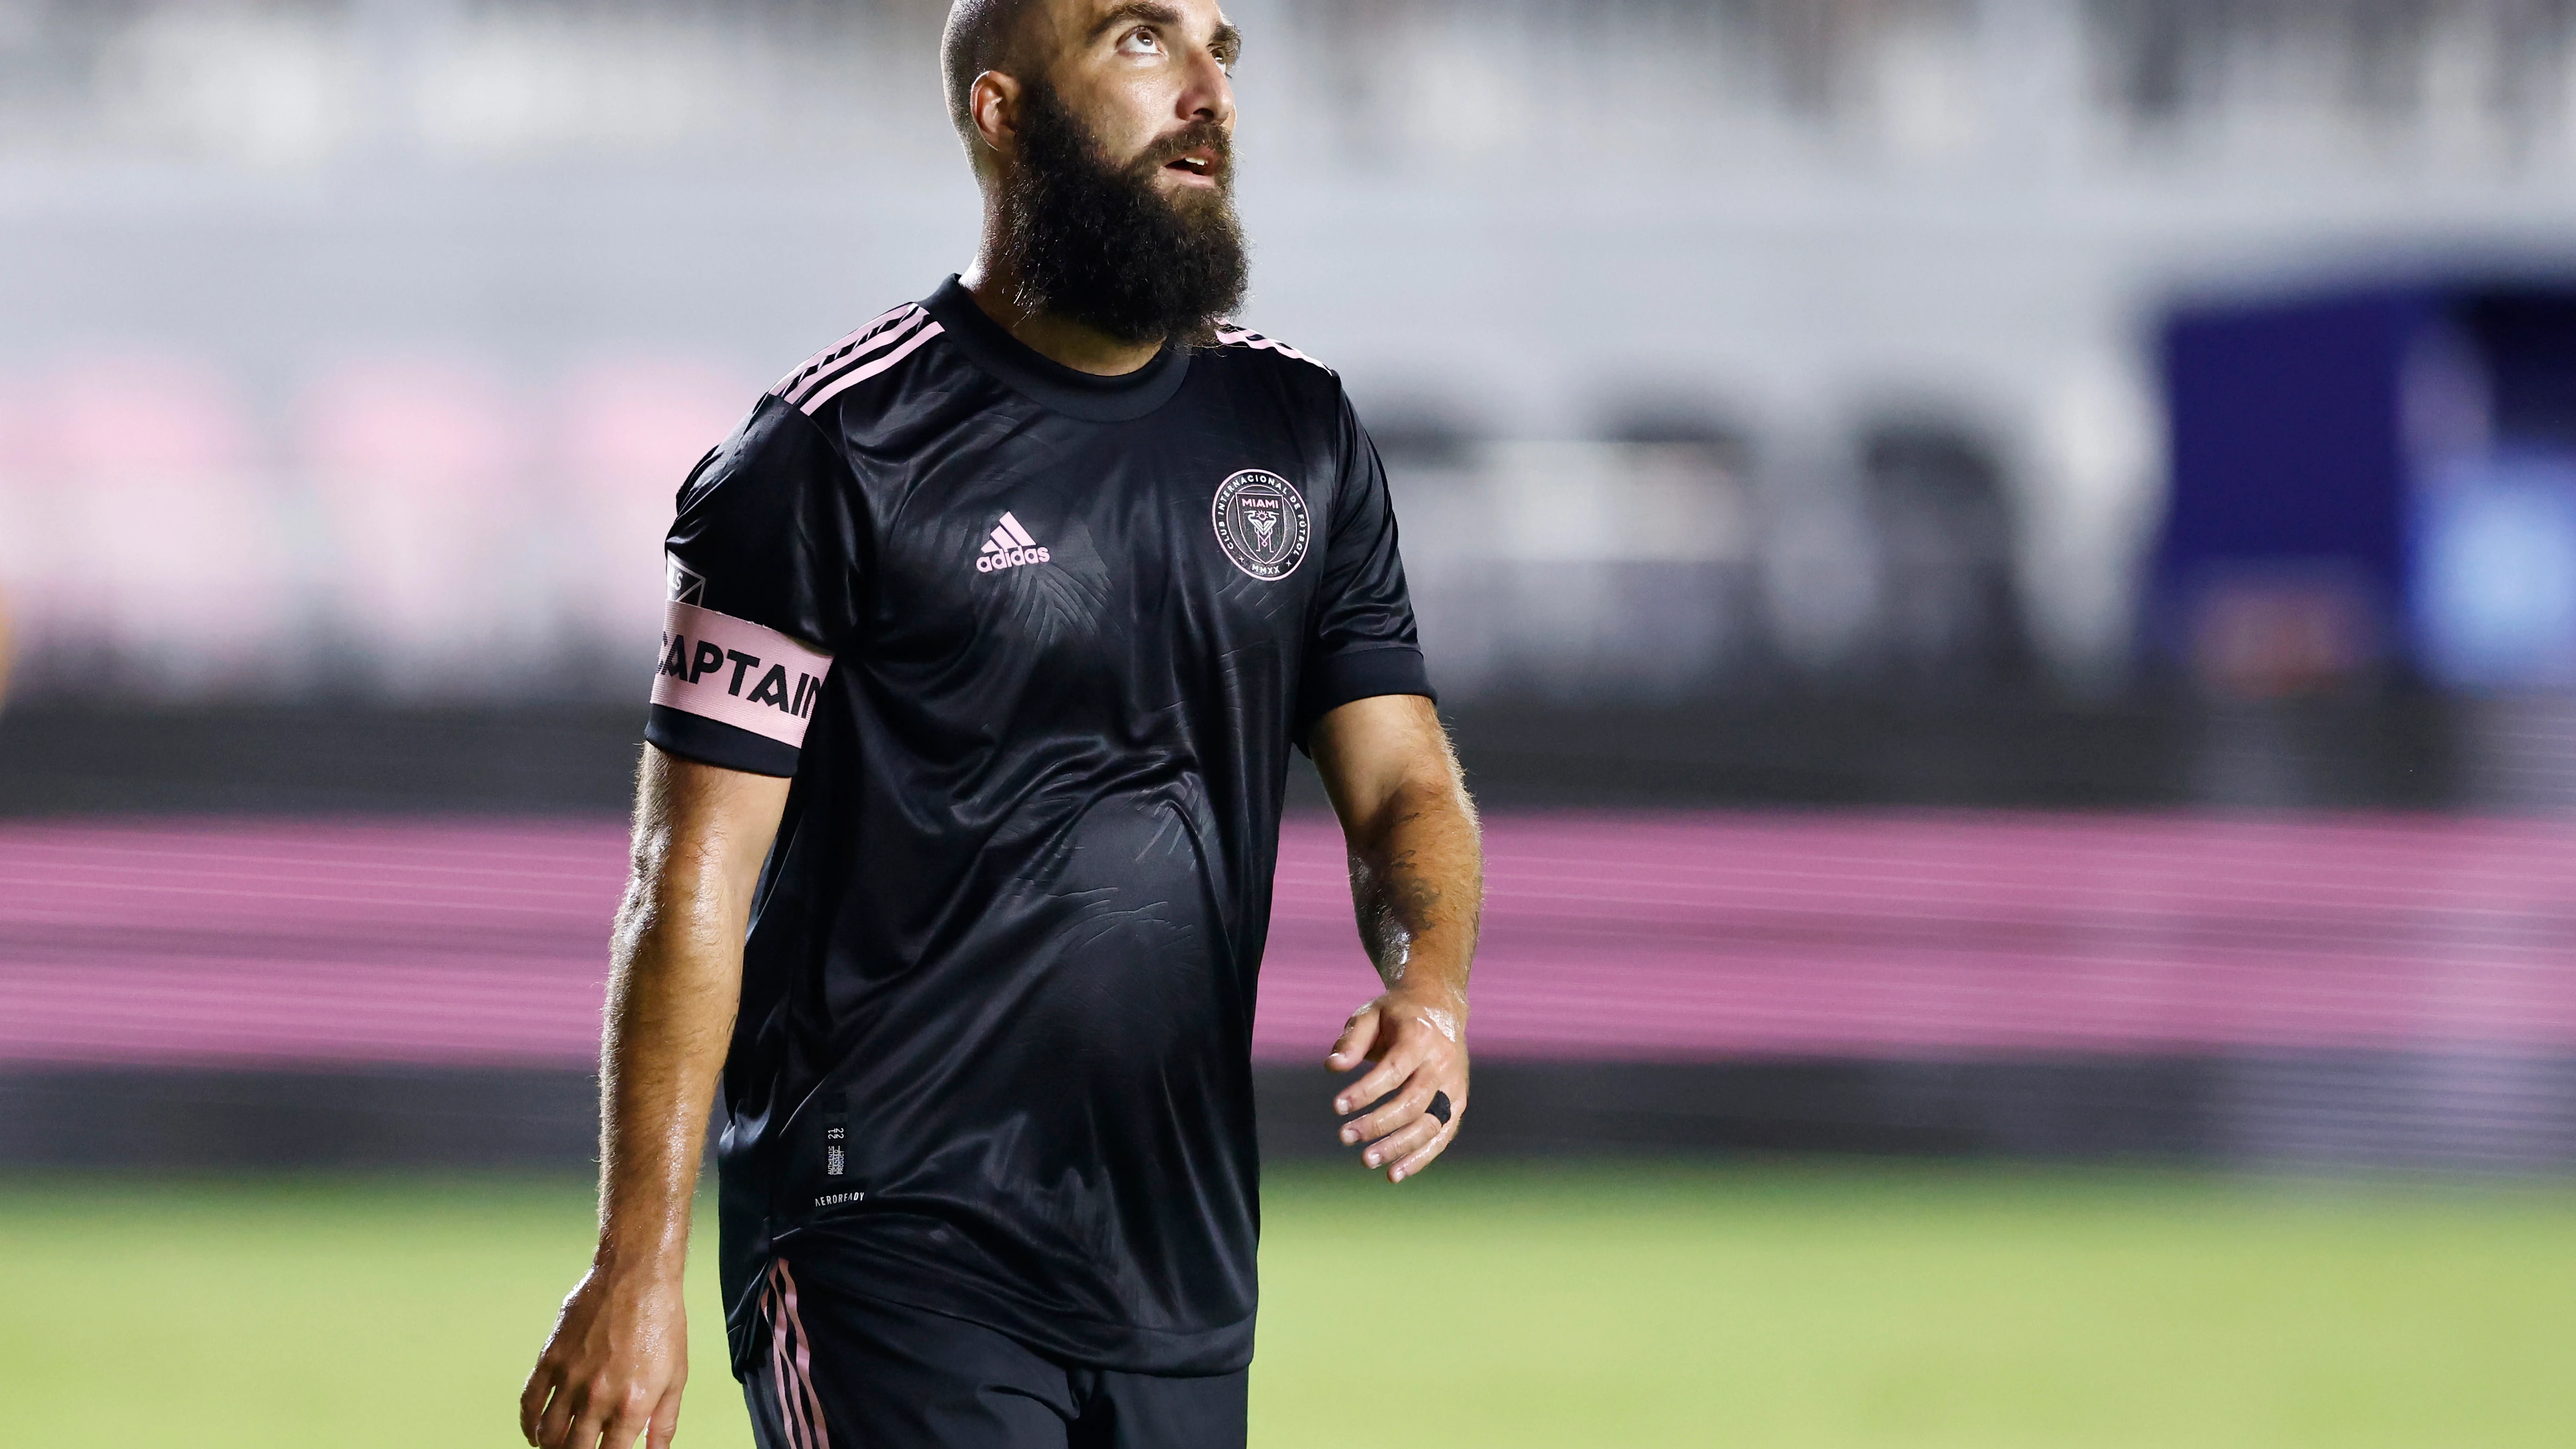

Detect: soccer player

[518,3,1481,1447]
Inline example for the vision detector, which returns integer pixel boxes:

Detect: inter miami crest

[1210,469,1312,581]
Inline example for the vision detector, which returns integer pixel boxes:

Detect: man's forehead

[1055,0,1233,43]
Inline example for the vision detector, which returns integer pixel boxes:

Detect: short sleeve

[645,396,863,777]
[1295,394,1435,742]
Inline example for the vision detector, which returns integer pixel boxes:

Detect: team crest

[1210,470,1311,581]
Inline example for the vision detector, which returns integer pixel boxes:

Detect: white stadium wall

[3,0,2576,701]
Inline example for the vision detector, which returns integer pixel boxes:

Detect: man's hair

[943,0,1045,146]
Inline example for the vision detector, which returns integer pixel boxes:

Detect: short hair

[942,0,1045,145]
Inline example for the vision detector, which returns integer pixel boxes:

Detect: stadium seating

[4,355,291,695]
[548,354,749,662]
[298,356,537,694]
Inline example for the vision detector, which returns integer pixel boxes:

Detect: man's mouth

[1163,147,1221,184]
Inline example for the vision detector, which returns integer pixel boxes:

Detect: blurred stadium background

[3,1,2575,1445]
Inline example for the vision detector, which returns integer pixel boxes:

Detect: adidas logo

[976,512,1052,574]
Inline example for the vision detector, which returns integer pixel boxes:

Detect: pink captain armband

[651,601,836,748]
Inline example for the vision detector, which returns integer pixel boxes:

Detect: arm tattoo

[1348,844,1447,988]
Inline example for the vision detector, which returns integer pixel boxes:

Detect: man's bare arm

[520,747,790,1449]
[1309,693,1482,1182]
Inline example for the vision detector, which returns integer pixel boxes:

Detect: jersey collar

[921,275,1192,424]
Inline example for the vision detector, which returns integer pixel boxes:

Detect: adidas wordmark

[976,512,1052,574]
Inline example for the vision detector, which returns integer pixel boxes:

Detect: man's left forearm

[1311,693,1483,1181]
[1345,764,1480,1014]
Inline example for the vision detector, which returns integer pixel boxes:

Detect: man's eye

[1117,28,1161,56]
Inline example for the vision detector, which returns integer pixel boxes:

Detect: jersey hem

[744,1238,1257,1378]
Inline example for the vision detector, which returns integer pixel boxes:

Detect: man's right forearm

[523,749,787,1449]
[594,749,780,1274]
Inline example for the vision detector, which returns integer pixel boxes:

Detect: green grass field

[2,1162,2569,1447]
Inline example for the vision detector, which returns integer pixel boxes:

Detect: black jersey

[644,278,1431,1378]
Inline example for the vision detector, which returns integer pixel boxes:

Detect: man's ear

[970,71,1022,158]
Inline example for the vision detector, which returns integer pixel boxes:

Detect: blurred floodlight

[2416,454,2576,689]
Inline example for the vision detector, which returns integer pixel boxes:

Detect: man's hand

[520,1263,688,1449]
[1330,985,1470,1183]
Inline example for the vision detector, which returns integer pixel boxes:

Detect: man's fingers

[1343,1074,1438,1147]
[646,1384,687,1449]
[1388,1110,1461,1182]
[601,1383,659,1449]
[568,1403,613,1449]
[1325,1005,1382,1072]
[1333,1039,1427,1120]
[519,1365,557,1445]
[1360,1107,1444,1171]
[535,1381,581,1449]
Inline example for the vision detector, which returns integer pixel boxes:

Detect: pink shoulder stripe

[1214,325,1325,369]
[771,304,906,396]
[774,304,925,404]
[798,320,945,415]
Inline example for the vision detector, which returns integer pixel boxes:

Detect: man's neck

[959,262,1164,378]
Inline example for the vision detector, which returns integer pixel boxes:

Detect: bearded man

[519,3,1481,1447]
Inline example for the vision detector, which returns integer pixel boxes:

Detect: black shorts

[742,1262,1250,1449]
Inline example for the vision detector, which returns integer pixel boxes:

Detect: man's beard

[997,79,1249,347]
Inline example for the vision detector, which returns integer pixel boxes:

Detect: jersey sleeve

[1295,392,1435,741]
[645,396,863,777]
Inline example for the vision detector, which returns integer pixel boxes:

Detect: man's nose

[1178,43,1234,127]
